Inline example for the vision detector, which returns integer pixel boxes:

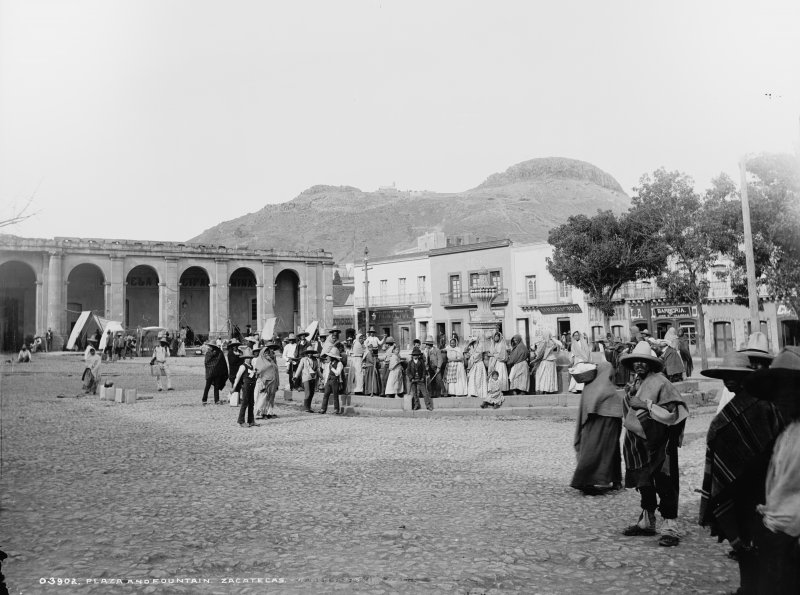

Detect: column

[35,281,44,335]
[103,282,112,318]
[255,283,264,332]
[158,282,167,327]
[110,256,125,322]
[213,258,229,337]
[261,260,275,320]
[47,252,63,337]
[164,258,179,330]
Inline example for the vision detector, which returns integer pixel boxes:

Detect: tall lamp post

[363,246,370,334]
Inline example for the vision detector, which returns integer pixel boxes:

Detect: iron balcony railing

[354,292,430,308]
[515,289,574,306]
[440,287,509,307]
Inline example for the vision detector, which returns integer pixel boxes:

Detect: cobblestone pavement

[1,354,738,594]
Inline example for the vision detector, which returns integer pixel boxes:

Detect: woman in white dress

[534,330,559,394]
[466,338,487,399]
[489,332,509,392]
[569,331,591,393]
[384,338,405,397]
[347,333,366,394]
[444,338,468,397]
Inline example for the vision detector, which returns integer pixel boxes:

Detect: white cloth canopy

[66,312,124,351]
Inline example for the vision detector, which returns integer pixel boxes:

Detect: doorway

[782,320,800,347]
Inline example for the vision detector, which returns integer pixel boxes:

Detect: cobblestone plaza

[1,355,737,594]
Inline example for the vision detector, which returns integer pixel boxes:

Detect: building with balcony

[511,242,593,346]
[613,265,799,356]
[352,251,431,349]
[429,239,513,345]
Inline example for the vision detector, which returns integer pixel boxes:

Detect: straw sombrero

[700,352,754,379]
[619,341,663,373]
[737,332,774,362]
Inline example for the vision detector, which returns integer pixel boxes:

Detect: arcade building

[0,236,334,351]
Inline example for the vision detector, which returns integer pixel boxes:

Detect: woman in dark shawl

[362,347,382,397]
[570,360,623,494]
[506,334,530,394]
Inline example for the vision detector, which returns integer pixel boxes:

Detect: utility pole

[739,157,761,332]
[363,246,370,334]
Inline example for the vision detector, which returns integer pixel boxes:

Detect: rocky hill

[189,157,630,263]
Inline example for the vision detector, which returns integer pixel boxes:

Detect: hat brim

[700,367,754,379]
[619,352,664,373]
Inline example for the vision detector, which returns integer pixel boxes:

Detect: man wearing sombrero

[698,351,785,594]
[202,341,227,405]
[717,332,775,413]
[620,341,688,547]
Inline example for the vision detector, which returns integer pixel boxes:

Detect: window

[612,325,623,339]
[251,298,257,321]
[525,275,537,300]
[398,278,406,296]
[451,321,463,341]
[490,270,501,288]
[592,326,604,342]
[558,281,571,299]
[449,275,461,298]
[380,280,388,296]
[713,321,734,357]
[679,321,696,350]
[417,275,426,295]
[469,273,480,288]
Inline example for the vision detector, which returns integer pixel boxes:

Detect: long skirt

[254,379,277,416]
[570,415,622,490]
[363,365,382,396]
[508,361,529,393]
[385,366,404,395]
[535,359,558,393]
[467,364,487,399]
[82,369,97,394]
[445,361,468,396]
[348,355,364,393]
[492,359,509,391]
[380,365,390,396]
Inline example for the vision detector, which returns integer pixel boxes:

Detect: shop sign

[653,305,697,319]
[536,304,582,315]
[777,302,798,319]
[630,305,645,320]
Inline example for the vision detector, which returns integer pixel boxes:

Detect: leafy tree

[546,210,667,334]
[629,169,736,369]
[713,154,800,318]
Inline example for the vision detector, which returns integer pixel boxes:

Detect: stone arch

[229,267,257,336]
[66,263,106,338]
[0,261,37,351]
[126,265,160,328]
[179,266,210,336]
[274,268,300,335]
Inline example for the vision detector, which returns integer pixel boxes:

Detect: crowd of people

[71,320,800,590]
[568,330,799,593]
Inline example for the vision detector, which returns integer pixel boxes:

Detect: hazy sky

[1,0,799,242]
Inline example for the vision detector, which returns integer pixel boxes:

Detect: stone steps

[282,385,714,418]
